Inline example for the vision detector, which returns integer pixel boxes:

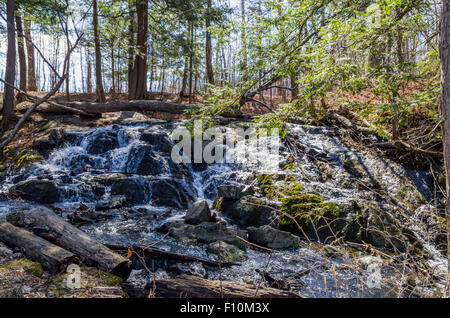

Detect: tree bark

[1,0,17,132]
[7,207,132,280]
[127,0,135,97]
[129,0,148,100]
[148,275,302,298]
[93,0,106,102]
[15,5,27,101]
[439,0,450,296]
[0,222,77,274]
[205,0,215,85]
[24,15,37,91]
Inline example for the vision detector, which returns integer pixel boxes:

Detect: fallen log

[0,222,77,273]
[48,100,194,115]
[105,244,240,268]
[7,207,132,280]
[39,100,249,119]
[148,274,302,298]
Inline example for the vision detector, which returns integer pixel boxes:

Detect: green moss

[46,267,123,297]
[0,259,43,277]
[279,194,343,233]
[343,159,365,177]
[283,182,304,196]
[213,196,223,211]
[12,149,43,170]
[317,162,334,182]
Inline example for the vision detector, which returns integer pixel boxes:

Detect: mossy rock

[256,173,302,199]
[343,159,366,177]
[279,194,345,237]
[0,259,43,278]
[317,162,334,182]
[208,241,248,263]
[46,267,124,298]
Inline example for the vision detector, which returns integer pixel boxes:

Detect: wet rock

[224,196,278,228]
[185,201,212,225]
[160,221,247,250]
[110,178,148,205]
[11,179,59,203]
[150,179,196,209]
[344,202,421,253]
[95,195,127,211]
[167,262,207,278]
[32,128,66,155]
[140,132,172,152]
[217,183,253,200]
[207,241,248,263]
[247,225,301,250]
[86,130,119,155]
[126,144,165,175]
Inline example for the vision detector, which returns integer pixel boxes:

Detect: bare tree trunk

[15,5,27,102]
[24,15,37,91]
[188,21,194,104]
[93,0,105,102]
[439,0,450,297]
[1,0,17,132]
[87,53,92,94]
[205,0,214,85]
[127,0,135,97]
[240,0,247,82]
[129,0,148,100]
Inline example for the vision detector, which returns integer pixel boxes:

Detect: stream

[0,119,447,298]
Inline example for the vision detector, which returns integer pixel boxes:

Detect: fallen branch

[105,243,240,268]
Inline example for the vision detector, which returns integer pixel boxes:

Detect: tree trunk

[87,56,92,94]
[24,15,37,92]
[205,0,215,85]
[129,0,148,100]
[439,0,450,296]
[15,6,27,101]
[1,0,17,132]
[240,0,247,82]
[93,0,105,102]
[127,0,135,97]
[7,207,132,280]
[148,275,302,298]
[0,222,77,274]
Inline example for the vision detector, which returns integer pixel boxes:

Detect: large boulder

[223,196,278,228]
[86,130,119,155]
[126,145,165,176]
[160,221,247,250]
[150,179,196,209]
[185,201,212,225]
[217,183,253,200]
[110,178,148,205]
[11,179,59,203]
[247,225,301,250]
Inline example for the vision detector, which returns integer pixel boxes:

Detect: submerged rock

[247,225,301,250]
[95,195,127,211]
[11,179,59,203]
[185,201,212,225]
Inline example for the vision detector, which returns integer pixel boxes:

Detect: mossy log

[149,275,302,298]
[0,222,77,273]
[7,207,132,280]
